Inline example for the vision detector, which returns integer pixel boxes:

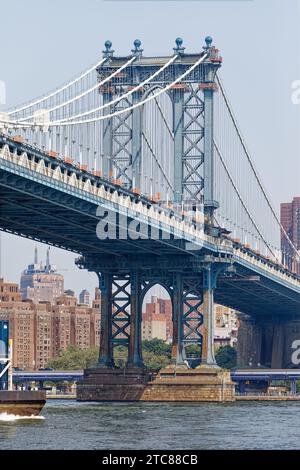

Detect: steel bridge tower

[98,36,221,213]
[79,37,228,380]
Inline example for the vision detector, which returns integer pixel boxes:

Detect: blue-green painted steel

[172,86,184,203]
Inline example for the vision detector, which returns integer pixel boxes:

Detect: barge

[0,390,46,416]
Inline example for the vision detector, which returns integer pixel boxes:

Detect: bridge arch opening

[139,281,204,370]
[140,283,173,371]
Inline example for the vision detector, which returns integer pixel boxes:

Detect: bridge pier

[76,254,235,401]
[171,272,186,366]
[237,315,263,368]
[237,315,300,369]
[201,264,218,367]
[271,321,285,369]
[127,270,143,368]
[98,273,114,368]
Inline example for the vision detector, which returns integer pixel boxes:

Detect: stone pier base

[76,367,150,401]
[77,367,235,402]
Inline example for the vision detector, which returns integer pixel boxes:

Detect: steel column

[172,88,184,203]
[127,271,143,368]
[98,272,114,367]
[271,322,284,369]
[132,90,142,190]
[102,90,113,179]
[202,264,217,366]
[203,87,217,221]
[291,380,297,395]
[182,280,203,353]
[172,272,185,365]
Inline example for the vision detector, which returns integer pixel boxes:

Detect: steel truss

[98,44,221,203]
[111,274,131,348]
[182,278,204,351]
[182,86,205,201]
[95,269,213,367]
[111,96,133,187]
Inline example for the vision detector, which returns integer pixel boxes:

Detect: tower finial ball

[175,37,183,48]
[134,39,142,49]
[205,36,213,47]
[105,40,112,50]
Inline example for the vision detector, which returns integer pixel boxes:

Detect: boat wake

[0,413,45,422]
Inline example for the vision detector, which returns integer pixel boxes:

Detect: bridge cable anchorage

[214,140,278,261]
[42,52,208,127]
[16,57,137,123]
[49,55,179,125]
[7,58,107,116]
[216,74,300,263]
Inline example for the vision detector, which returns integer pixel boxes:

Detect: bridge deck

[1,134,300,317]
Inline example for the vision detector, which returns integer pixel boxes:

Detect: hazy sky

[0,0,300,296]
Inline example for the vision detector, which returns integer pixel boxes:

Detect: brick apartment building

[0,279,100,370]
[142,295,238,349]
[142,296,173,342]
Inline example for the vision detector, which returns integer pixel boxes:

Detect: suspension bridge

[0,37,300,391]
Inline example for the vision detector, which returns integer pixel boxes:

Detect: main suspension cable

[214,139,278,261]
[49,53,208,127]
[8,58,107,116]
[216,74,299,261]
[17,57,136,122]
[52,55,178,124]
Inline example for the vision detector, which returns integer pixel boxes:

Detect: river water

[0,400,299,450]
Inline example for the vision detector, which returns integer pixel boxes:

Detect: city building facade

[214,305,238,348]
[79,289,90,306]
[20,247,64,303]
[0,280,100,370]
[142,296,173,342]
[142,295,238,349]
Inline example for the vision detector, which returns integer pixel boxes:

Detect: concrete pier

[237,314,300,369]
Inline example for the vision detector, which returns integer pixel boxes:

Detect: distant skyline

[0,0,299,294]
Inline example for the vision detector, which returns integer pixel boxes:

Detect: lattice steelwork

[182,85,205,201]
[182,279,204,349]
[111,97,133,187]
[111,275,131,347]
[96,37,222,207]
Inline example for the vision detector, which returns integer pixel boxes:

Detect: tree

[113,342,172,371]
[215,345,237,370]
[142,338,172,358]
[185,344,201,356]
[114,346,127,368]
[185,344,201,369]
[47,339,172,371]
[47,345,98,370]
[143,351,171,371]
